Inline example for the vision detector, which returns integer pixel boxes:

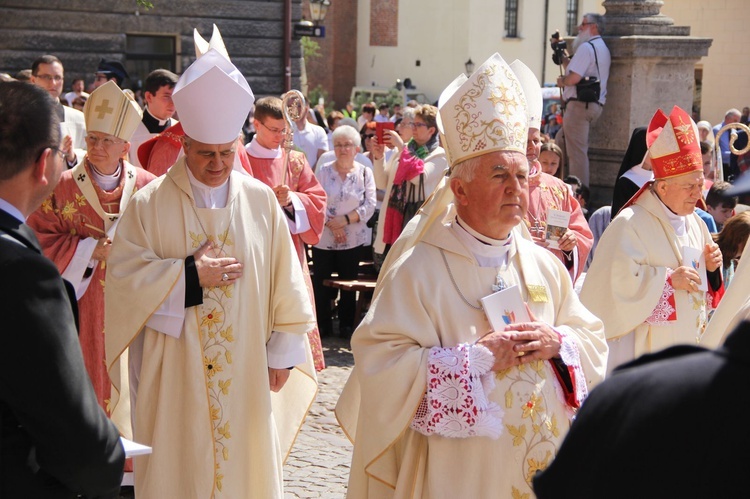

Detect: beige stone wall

[355,0,602,103]
[661,0,749,125]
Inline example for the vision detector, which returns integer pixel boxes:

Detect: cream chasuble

[105,159,317,498]
[581,189,718,367]
[336,212,606,499]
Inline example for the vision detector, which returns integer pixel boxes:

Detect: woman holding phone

[370,104,448,264]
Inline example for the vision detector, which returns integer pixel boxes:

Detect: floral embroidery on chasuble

[189,219,236,494]
[30,161,149,415]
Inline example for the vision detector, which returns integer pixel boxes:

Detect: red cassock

[248,150,327,371]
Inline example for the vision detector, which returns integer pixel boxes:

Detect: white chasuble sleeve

[284,192,311,235]
[266,331,307,368]
[62,236,98,299]
[145,269,186,338]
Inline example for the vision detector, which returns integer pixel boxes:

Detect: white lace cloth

[556,328,588,408]
[646,269,676,325]
[411,343,503,439]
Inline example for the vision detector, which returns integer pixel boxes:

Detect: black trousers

[312,245,364,335]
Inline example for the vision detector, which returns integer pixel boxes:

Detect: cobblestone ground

[284,336,354,499]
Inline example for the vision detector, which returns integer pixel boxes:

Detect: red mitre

[647,105,702,180]
[619,106,703,213]
[138,122,185,176]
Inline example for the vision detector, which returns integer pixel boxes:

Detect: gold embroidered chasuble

[337,215,606,499]
[105,159,317,498]
[581,189,716,361]
[27,159,154,433]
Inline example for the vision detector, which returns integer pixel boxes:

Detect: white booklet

[545,209,571,250]
[682,246,708,292]
[480,285,531,332]
[120,436,153,457]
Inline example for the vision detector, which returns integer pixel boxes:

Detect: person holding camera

[553,13,610,187]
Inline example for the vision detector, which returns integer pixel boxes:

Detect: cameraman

[554,13,610,187]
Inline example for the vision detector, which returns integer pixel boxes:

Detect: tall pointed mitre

[510,59,543,131]
[378,53,530,280]
[83,80,142,141]
[647,105,702,179]
[172,25,254,144]
[194,23,230,60]
[620,105,703,212]
[437,52,528,167]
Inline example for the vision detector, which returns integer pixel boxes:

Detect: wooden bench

[322,277,377,326]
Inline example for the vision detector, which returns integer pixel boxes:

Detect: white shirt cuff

[285,192,310,235]
[146,269,187,338]
[62,236,98,299]
[266,331,307,369]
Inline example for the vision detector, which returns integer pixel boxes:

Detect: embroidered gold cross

[95,99,114,120]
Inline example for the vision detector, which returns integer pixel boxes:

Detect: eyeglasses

[85,135,124,147]
[363,134,376,139]
[258,121,287,135]
[334,143,356,149]
[410,122,429,129]
[34,74,63,83]
[37,146,66,162]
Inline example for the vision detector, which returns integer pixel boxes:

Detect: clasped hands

[477,307,562,372]
[671,242,722,292]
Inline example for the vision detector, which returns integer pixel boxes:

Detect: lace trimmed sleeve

[645,268,677,325]
[410,342,503,439]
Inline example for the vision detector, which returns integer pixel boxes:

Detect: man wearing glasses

[27,81,156,440]
[31,54,87,169]
[554,13,611,187]
[244,95,327,371]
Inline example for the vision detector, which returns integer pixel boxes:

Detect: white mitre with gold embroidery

[173,25,255,144]
[437,52,527,167]
[510,59,543,131]
[83,80,142,142]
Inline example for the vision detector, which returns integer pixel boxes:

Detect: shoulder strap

[587,40,600,79]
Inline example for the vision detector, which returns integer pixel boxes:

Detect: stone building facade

[0,0,303,97]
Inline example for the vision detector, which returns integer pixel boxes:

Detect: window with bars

[566,0,580,35]
[505,0,519,38]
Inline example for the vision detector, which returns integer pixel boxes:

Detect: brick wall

[370,0,398,47]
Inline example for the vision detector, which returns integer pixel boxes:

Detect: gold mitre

[437,53,528,166]
[83,80,142,142]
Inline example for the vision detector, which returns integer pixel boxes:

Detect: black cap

[96,59,129,85]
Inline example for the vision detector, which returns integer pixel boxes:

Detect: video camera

[550,30,568,66]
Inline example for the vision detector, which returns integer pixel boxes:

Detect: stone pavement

[284,336,354,498]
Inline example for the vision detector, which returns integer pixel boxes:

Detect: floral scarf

[383,135,439,245]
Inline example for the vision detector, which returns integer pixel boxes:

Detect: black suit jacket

[533,320,750,499]
[0,208,124,498]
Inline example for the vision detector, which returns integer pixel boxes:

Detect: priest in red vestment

[512,60,593,281]
[28,81,156,422]
[245,96,327,371]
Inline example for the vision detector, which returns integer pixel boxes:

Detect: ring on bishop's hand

[221,273,229,282]
[517,351,526,358]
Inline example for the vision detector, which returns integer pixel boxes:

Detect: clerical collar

[656,194,687,236]
[142,107,171,133]
[247,137,282,159]
[185,165,230,209]
[88,160,122,192]
[452,216,512,268]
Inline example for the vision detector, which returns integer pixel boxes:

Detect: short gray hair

[332,124,361,147]
[450,156,482,182]
[584,13,606,34]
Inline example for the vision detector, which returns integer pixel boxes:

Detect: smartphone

[376,121,395,143]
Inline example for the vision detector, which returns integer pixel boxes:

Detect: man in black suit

[533,320,750,498]
[0,81,124,497]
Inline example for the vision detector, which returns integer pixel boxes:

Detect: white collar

[452,216,512,268]
[146,107,170,127]
[656,195,687,236]
[246,137,282,159]
[89,161,122,192]
[185,164,230,209]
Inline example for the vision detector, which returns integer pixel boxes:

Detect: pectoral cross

[492,274,508,293]
[531,219,545,238]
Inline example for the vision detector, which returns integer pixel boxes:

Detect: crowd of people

[2,15,750,499]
